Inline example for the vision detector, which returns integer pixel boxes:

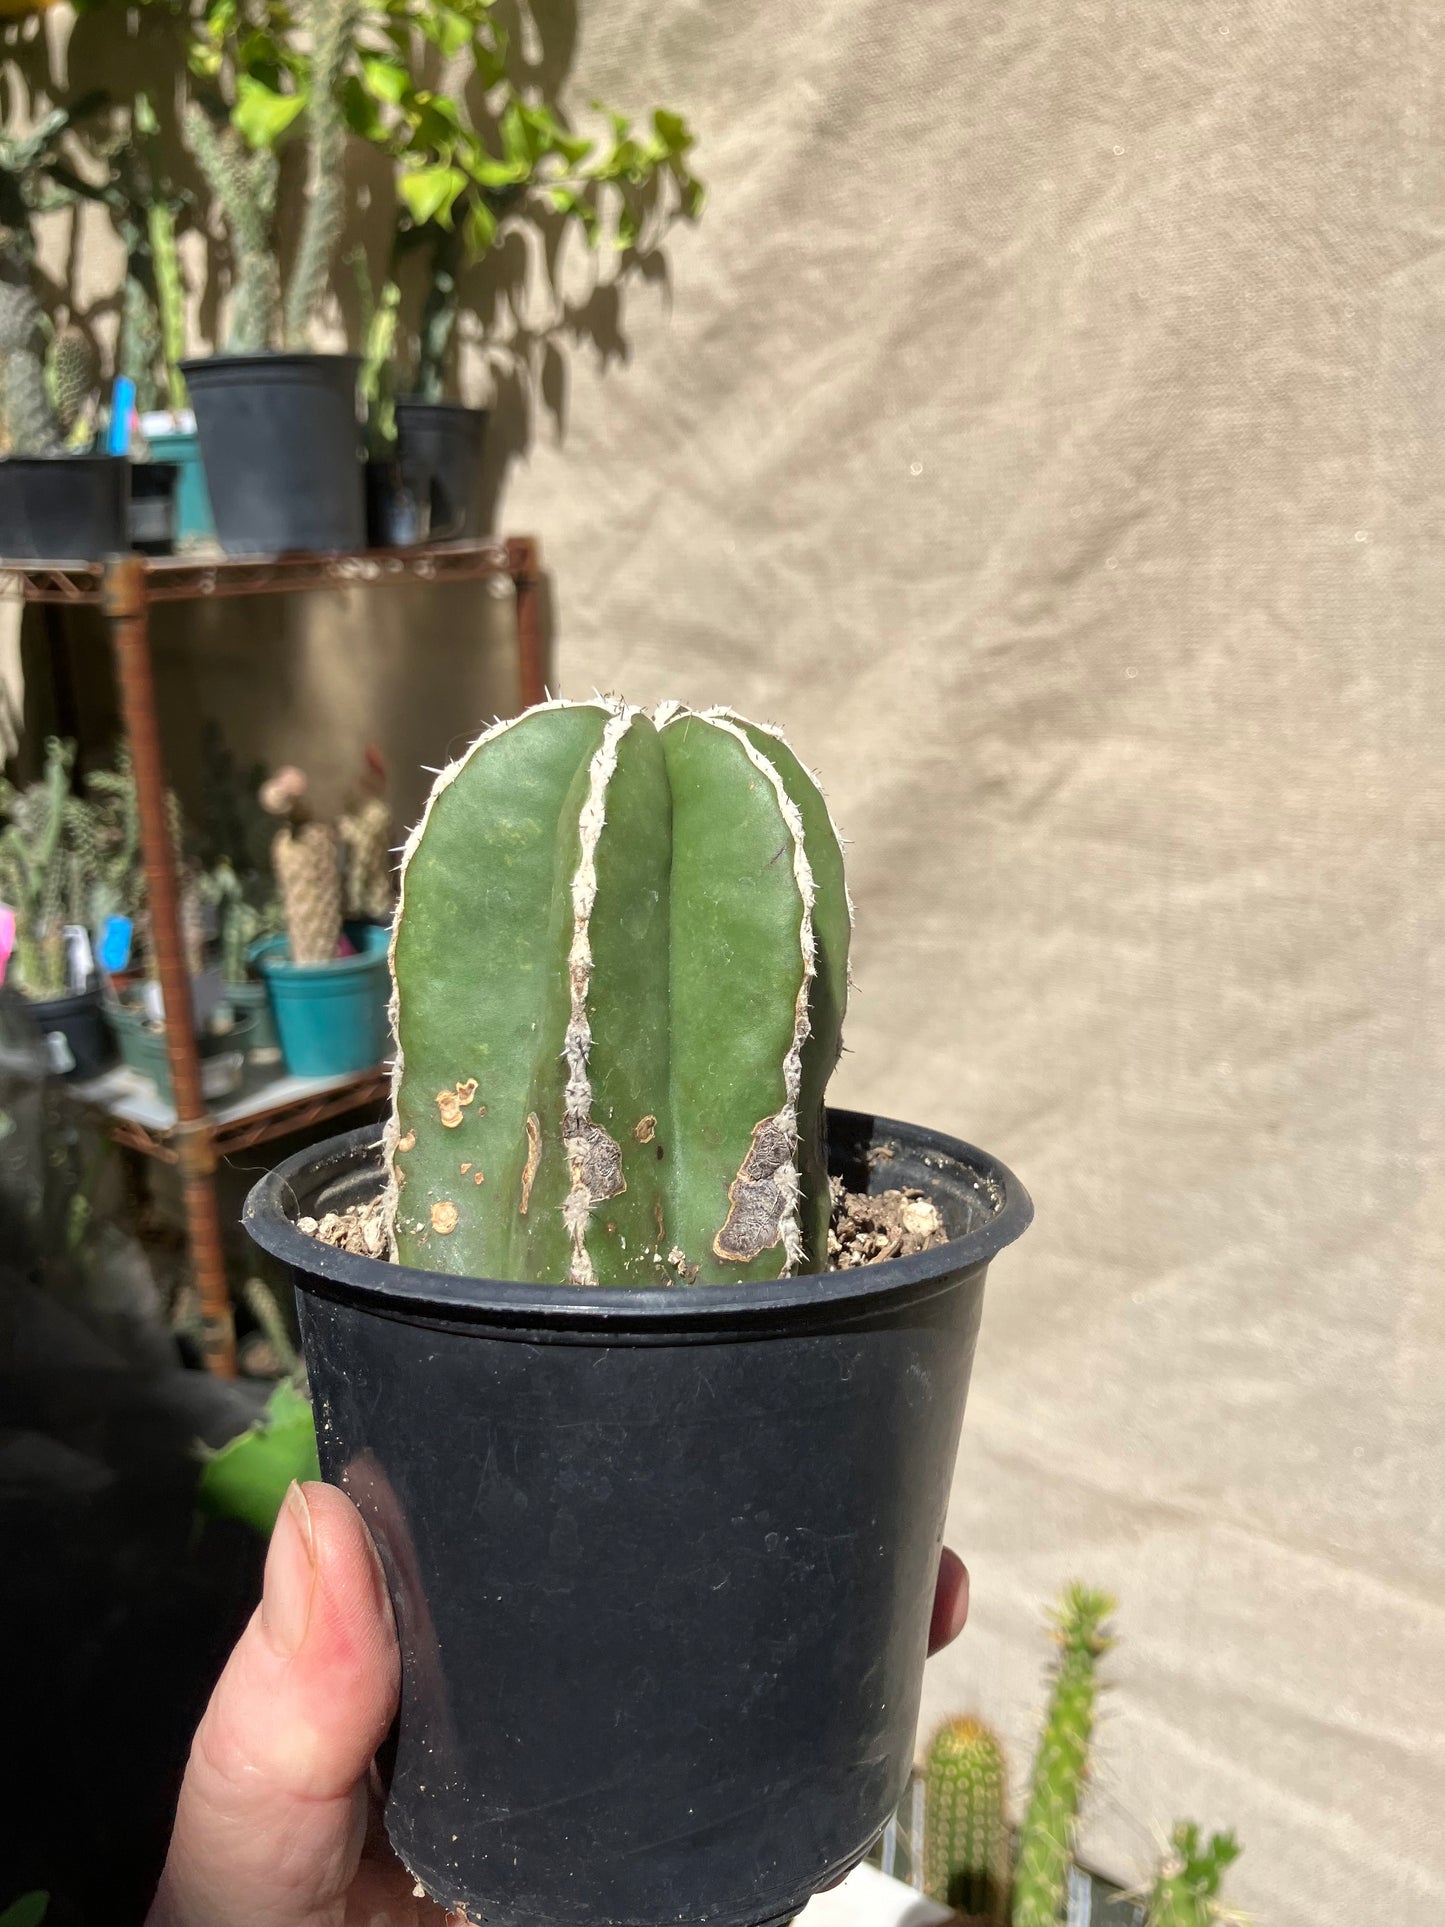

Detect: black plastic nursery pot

[0,454,129,563]
[364,455,430,548]
[393,399,489,541]
[243,1108,1032,1927]
[180,352,365,556]
[128,460,179,555]
[27,985,114,1079]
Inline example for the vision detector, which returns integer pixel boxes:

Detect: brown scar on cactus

[431,1201,459,1234]
[714,1116,792,1262]
[397,1130,416,1153]
[633,1115,657,1144]
[436,1090,464,1128]
[519,1113,542,1215]
[566,1121,626,1204]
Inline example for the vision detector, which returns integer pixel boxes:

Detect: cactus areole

[384,698,852,1288]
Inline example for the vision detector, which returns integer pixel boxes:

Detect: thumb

[148,1480,400,1927]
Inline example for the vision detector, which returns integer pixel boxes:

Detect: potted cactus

[0,112,124,561]
[254,765,390,1075]
[179,0,367,554]
[0,739,115,1077]
[243,697,1033,1927]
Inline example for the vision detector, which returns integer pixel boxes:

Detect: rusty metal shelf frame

[3,536,544,1377]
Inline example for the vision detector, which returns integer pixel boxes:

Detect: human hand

[148,1481,971,1927]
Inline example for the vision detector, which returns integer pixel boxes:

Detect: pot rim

[244,1108,1032,1333]
[179,350,362,376]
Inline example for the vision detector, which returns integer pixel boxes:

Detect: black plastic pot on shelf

[26,985,115,1079]
[244,1108,1033,1927]
[180,352,365,555]
[0,455,129,563]
[393,399,488,541]
[364,456,429,548]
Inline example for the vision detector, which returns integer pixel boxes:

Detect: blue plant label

[100,916,134,973]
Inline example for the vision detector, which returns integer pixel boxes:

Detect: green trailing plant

[1011,1586,1116,1927]
[384,698,848,1286]
[1143,1825,1243,1927]
[923,1717,1010,1924]
[352,248,400,451]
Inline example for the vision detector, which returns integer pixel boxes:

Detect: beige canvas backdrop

[11,1,1445,1922]
[496,5,1445,1925]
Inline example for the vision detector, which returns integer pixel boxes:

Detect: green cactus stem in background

[384,698,849,1286]
[1011,1586,1116,1927]
[184,103,281,352]
[148,201,188,410]
[46,325,97,441]
[0,275,60,456]
[1144,1825,1243,1927]
[0,739,82,998]
[924,1717,1011,1923]
[284,0,358,347]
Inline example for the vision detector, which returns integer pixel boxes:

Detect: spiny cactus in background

[184,104,280,353]
[1011,1586,1116,1927]
[260,767,341,965]
[385,698,849,1286]
[148,201,188,410]
[0,738,83,998]
[1144,1825,1243,1927]
[338,745,393,920]
[203,857,267,984]
[46,326,97,441]
[283,0,359,347]
[924,1718,1010,1924]
[0,275,59,456]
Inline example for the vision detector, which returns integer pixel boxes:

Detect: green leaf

[360,53,411,106]
[233,75,306,149]
[678,171,706,219]
[653,107,693,155]
[399,162,467,225]
[616,199,640,251]
[464,197,497,255]
[341,75,386,141]
[0,1898,48,1927]
[196,1382,320,1536]
[429,5,474,56]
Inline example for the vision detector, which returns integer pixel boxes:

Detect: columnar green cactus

[1010,1586,1116,1927]
[0,276,60,456]
[1144,1825,1242,1927]
[284,0,358,348]
[384,698,849,1286]
[47,326,97,440]
[148,201,188,410]
[184,104,281,353]
[260,768,342,965]
[924,1718,1011,1923]
[0,738,83,998]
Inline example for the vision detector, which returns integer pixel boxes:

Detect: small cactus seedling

[1144,1825,1244,1927]
[385,698,849,1286]
[260,768,342,965]
[1011,1585,1116,1927]
[924,1717,1010,1923]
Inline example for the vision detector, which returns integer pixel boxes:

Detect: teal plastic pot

[258,928,390,1077]
[146,425,215,543]
[105,1002,256,1104]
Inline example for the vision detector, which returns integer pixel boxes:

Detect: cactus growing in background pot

[242,695,1034,1927]
[179,0,367,554]
[923,1718,1010,1924]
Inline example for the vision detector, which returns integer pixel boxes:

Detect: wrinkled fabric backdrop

[502,5,1445,1923]
[17,2,1445,1922]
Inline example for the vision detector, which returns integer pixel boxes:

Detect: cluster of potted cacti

[0,0,704,561]
[0,733,398,1095]
[888,1586,1245,1927]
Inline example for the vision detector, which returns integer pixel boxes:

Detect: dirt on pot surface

[297,1180,945,1273]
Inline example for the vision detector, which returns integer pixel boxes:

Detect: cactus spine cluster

[924,1718,1010,1923]
[1010,1586,1115,1927]
[1144,1825,1243,1927]
[184,104,281,353]
[260,768,342,965]
[384,698,849,1286]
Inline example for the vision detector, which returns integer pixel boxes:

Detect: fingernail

[261,1480,316,1658]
